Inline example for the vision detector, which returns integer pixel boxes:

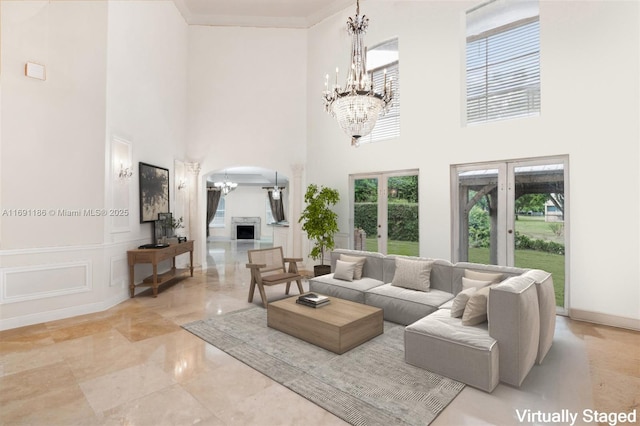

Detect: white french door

[351,170,419,256]
[452,156,568,311]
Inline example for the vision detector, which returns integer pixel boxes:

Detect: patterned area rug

[183,307,464,426]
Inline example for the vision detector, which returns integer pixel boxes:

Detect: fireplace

[236,225,255,240]
[231,217,261,240]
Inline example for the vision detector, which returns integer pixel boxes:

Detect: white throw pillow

[450,287,477,318]
[464,269,504,284]
[340,254,366,280]
[462,286,491,326]
[391,257,433,292]
[462,277,493,290]
[333,260,356,281]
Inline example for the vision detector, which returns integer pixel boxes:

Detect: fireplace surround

[231,217,261,240]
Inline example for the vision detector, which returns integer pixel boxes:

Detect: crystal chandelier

[214,172,238,196]
[323,0,393,147]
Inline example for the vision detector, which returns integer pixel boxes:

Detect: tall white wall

[0,1,188,329]
[306,0,639,324]
[1,0,108,249]
[187,26,307,261]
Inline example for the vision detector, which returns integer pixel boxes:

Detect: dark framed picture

[139,162,170,223]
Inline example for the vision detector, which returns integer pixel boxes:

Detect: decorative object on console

[322,0,393,147]
[139,162,170,222]
[154,212,172,244]
[213,171,238,196]
[298,184,340,276]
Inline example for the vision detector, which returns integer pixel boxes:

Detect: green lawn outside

[515,216,564,244]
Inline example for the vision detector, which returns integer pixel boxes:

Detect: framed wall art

[139,162,170,223]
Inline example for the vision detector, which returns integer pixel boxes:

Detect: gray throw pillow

[464,269,503,284]
[450,287,477,318]
[391,257,433,292]
[340,254,366,280]
[462,277,492,290]
[462,286,491,326]
[333,260,356,281]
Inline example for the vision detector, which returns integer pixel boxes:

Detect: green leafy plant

[299,184,340,265]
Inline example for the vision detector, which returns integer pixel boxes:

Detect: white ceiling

[172,0,356,28]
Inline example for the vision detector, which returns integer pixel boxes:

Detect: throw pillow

[340,254,366,280]
[462,277,493,290]
[462,286,492,326]
[464,269,504,284]
[333,260,356,281]
[450,287,477,318]
[391,257,433,292]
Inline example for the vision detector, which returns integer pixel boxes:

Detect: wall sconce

[178,179,187,190]
[118,163,133,181]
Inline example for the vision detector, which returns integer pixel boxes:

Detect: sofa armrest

[488,276,540,387]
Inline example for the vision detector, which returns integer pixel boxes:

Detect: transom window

[362,37,400,144]
[466,1,540,124]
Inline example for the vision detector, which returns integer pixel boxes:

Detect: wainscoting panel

[110,255,128,288]
[0,260,92,304]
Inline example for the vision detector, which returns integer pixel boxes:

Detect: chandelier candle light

[214,172,238,196]
[323,0,393,147]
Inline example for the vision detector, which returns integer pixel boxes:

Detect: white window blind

[211,197,225,228]
[362,38,400,144]
[466,17,540,124]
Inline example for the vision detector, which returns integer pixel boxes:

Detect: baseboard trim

[569,308,640,331]
[0,291,129,331]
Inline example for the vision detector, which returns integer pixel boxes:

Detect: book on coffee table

[296,298,330,308]
[297,293,330,307]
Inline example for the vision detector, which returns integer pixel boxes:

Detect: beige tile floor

[1,240,638,425]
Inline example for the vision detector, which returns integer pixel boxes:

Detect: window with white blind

[466,1,540,125]
[361,38,399,144]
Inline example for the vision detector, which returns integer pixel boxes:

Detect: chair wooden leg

[285,282,291,294]
[248,279,256,302]
[296,279,304,294]
[257,282,268,308]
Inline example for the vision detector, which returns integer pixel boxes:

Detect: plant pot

[314,264,331,277]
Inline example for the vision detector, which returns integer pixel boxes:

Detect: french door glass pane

[513,164,566,307]
[387,175,419,256]
[354,178,378,252]
[457,168,500,265]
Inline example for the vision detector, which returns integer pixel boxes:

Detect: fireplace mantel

[231,217,261,240]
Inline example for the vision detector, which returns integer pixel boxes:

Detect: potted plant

[299,184,340,276]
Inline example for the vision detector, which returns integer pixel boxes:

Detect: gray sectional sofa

[308,249,556,392]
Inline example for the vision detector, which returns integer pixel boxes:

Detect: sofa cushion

[391,257,433,292]
[450,287,477,318]
[333,260,355,281]
[462,286,492,326]
[405,309,499,392]
[462,277,492,290]
[340,254,366,280]
[365,284,453,325]
[308,274,383,303]
[385,257,454,293]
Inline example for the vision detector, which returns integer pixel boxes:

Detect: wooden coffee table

[267,294,383,354]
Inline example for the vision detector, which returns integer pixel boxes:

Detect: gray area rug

[183,307,464,426]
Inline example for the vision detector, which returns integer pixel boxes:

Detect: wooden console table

[127,240,194,298]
